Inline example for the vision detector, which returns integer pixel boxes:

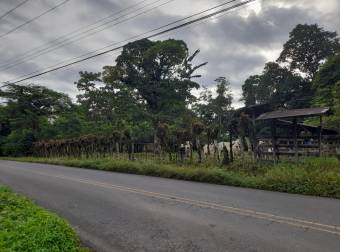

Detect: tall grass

[0,187,87,251]
[3,156,340,199]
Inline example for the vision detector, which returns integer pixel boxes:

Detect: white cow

[203,140,241,156]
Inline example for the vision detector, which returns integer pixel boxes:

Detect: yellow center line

[21,168,340,236]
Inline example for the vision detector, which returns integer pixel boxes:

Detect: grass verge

[0,186,87,252]
[2,156,340,199]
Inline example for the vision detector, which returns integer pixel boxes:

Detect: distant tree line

[1,24,339,161]
[241,24,340,129]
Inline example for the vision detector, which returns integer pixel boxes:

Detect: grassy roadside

[2,156,340,199]
[0,186,87,252]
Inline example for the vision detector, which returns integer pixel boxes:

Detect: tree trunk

[196,137,202,163]
[213,140,220,161]
[131,142,134,160]
[190,142,193,161]
[240,136,248,153]
[115,142,119,159]
[222,145,229,165]
[229,129,234,162]
[153,132,161,156]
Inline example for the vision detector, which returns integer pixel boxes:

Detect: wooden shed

[255,107,340,162]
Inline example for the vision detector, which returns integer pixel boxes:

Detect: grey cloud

[0,0,339,105]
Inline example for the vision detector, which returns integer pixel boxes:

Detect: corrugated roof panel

[256,107,330,120]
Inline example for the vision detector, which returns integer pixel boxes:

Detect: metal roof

[235,103,271,117]
[256,107,330,120]
[277,119,338,135]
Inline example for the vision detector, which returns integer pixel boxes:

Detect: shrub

[1,129,34,157]
[3,156,340,199]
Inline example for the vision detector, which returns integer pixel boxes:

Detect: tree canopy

[242,62,312,109]
[312,53,340,129]
[242,24,339,110]
[278,24,339,79]
[0,38,210,156]
[1,24,340,159]
[115,38,207,122]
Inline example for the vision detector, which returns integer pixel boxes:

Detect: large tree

[312,53,340,129]
[0,83,72,134]
[313,53,340,107]
[193,77,234,158]
[211,76,233,127]
[261,62,312,109]
[278,24,339,79]
[74,70,144,124]
[241,75,260,106]
[193,86,214,125]
[241,62,312,109]
[0,83,72,155]
[194,77,233,126]
[115,38,207,122]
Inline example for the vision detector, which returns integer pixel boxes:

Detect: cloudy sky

[0,0,339,107]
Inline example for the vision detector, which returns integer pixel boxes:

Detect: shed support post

[251,110,257,159]
[293,119,298,160]
[271,119,278,164]
[229,127,234,162]
[319,115,323,157]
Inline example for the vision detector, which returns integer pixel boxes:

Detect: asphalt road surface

[1,160,340,252]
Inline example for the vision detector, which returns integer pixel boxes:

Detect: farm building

[241,106,340,162]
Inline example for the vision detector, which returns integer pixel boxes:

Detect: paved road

[1,161,340,252]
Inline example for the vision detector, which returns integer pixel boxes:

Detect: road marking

[6,166,340,236]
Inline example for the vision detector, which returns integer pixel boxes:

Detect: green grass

[0,186,87,252]
[2,156,340,199]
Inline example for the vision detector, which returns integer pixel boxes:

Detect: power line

[2,0,239,77]
[2,0,240,83]
[0,0,30,21]
[3,0,255,85]
[18,2,254,85]
[0,0,71,39]
[0,0,148,69]
[156,1,255,42]
[0,0,173,71]
[3,0,251,85]
[4,0,253,85]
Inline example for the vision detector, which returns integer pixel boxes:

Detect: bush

[3,156,340,199]
[262,160,340,198]
[0,187,87,251]
[1,129,34,157]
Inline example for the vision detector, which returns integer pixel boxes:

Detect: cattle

[203,140,242,157]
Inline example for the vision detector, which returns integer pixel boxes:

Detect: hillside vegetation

[5,156,340,199]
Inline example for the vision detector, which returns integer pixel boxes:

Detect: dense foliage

[241,62,312,109]
[0,187,87,251]
[0,24,339,159]
[241,23,340,127]
[6,156,340,199]
[312,53,340,129]
[0,38,236,161]
[278,24,339,80]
